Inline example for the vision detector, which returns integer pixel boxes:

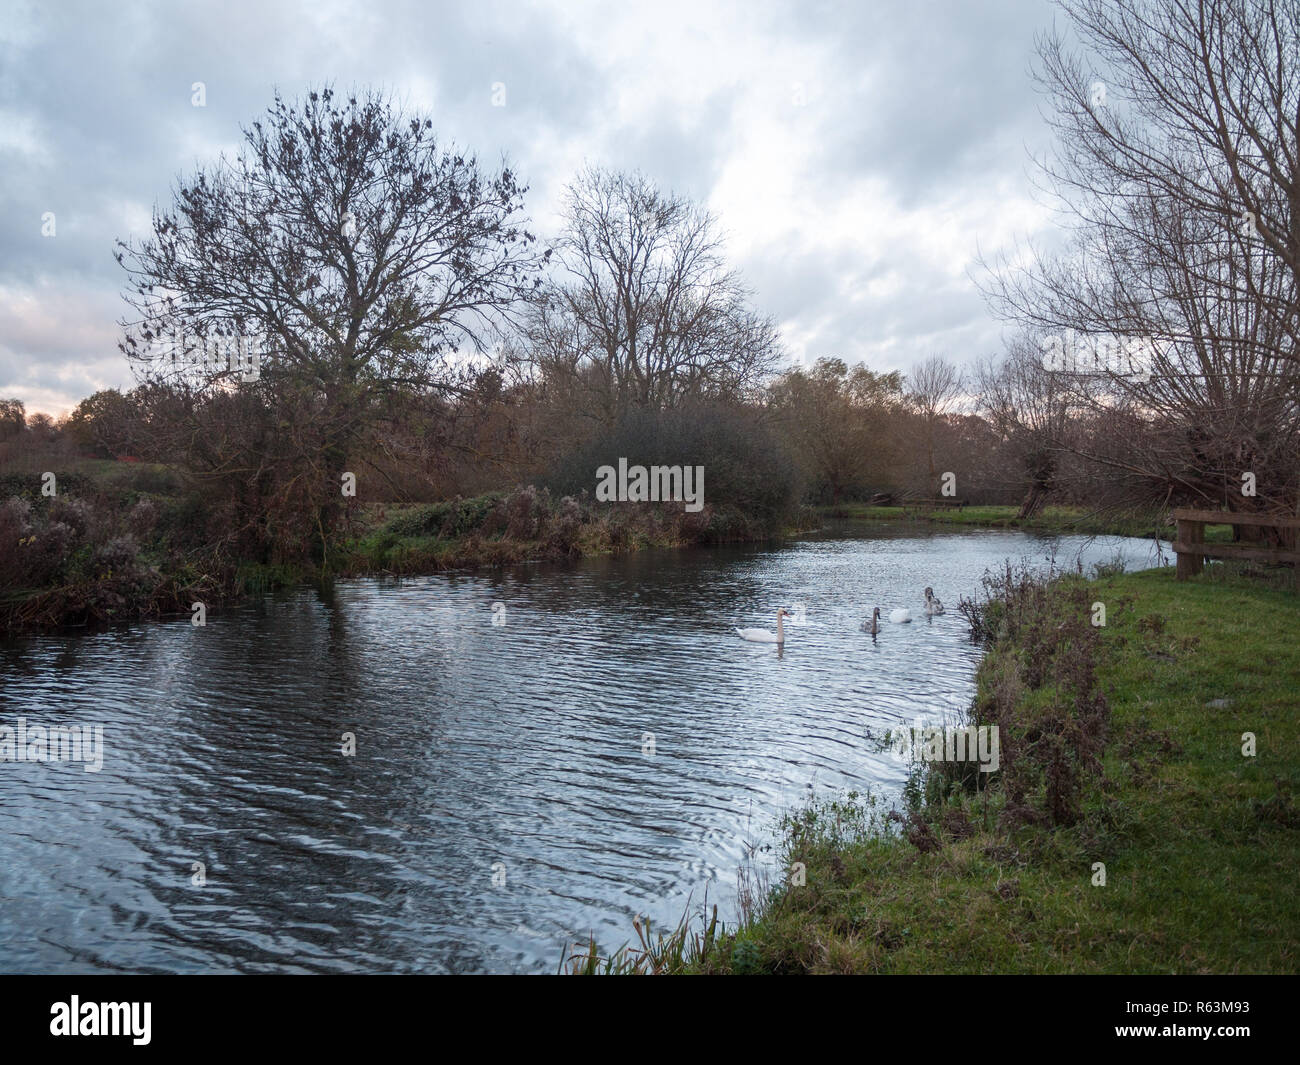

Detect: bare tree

[528,167,782,427]
[977,338,1072,519]
[981,0,1300,516]
[907,354,965,490]
[120,87,544,396]
[1010,0,1300,356]
[115,86,546,558]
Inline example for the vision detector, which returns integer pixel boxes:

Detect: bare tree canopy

[990,0,1300,356]
[117,85,546,398]
[979,0,1300,516]
[908,354,965,486]
[527,166,782,426]
[977,336,1072,518]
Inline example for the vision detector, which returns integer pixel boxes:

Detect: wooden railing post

[1175,517,1204,580]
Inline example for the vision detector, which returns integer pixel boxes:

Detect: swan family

[738,590,946,645]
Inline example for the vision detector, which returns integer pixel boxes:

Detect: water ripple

[0,526,1162,972]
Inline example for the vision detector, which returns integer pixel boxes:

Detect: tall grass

[560,905,724,976]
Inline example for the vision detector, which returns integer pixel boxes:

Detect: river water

[0,523,1167,973]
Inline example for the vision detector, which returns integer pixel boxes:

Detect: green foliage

[561,906,726,975]
[384,494,503,539]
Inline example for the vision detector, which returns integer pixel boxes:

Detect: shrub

[107,463,186,496]
[128,498,160,537]
[0,486,229,634]
[503,484,543,540]
[545,495,583,554]
[544,401,802,536]
[955,564,1111,827]
[0,471,95,502]
[384,494,502,540]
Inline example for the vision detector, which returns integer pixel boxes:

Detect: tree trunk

[1017,481,1048,519]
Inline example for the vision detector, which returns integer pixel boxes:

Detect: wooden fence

[1172,508,1300,585]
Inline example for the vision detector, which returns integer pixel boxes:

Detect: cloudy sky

[0,0,1062,416]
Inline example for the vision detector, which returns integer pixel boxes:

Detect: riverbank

[347,490,817,575]
[0,469,815,636]
[817,502,1237,543]
[568,566,1299,974]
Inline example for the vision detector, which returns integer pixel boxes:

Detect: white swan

[924,587,945,616]
[860,606,881,635]
[736,608,791,644]
[889,607,912,624]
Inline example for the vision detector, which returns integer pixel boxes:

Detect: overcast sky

[0,0,1062,416]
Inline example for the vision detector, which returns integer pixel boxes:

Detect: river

[0,523,1167,973]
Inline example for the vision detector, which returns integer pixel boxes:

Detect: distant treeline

[8,0,1300,583]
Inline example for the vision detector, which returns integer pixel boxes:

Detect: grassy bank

[818,502,1237,543]
[567,566,1298,974]
[0,464,812,636]
[344,489,811,575]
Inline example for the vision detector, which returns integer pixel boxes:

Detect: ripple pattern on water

[0,527,1165,972]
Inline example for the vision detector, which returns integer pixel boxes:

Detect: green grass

[818,502,1236,543]
[0,456,187,503]
[631,567,1299,974]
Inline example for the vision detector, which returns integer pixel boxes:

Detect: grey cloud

[772,0,1052,205]
[0,0,1056,413]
